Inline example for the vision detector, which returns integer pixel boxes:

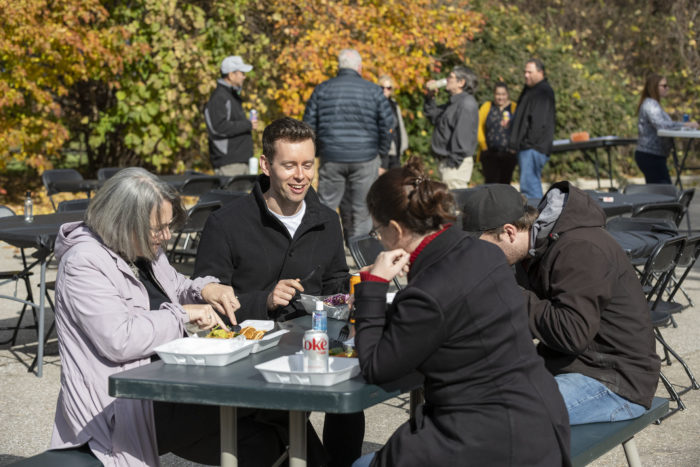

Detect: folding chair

[197,189,247,207]
[652,233,700,319]
[631,202,685,227]
[96,167,124,181]
[677,187,695,232]
[347,234,403,291]
[42,169,94,210]
[56,198,90,212]
[622,183,679,197]
[638,235,699,417]
[179,175,221,197]
[221,174,258,193]
[168,200,222,263]
[0,206,38,346]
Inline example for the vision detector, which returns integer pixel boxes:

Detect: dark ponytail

[367,157,456,234]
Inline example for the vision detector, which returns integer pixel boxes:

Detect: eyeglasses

[150,219,176,235]
[369,225,382,241]
[382,86,392,90]
[659,84,669,88]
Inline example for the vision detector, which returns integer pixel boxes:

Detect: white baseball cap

[221,56,253,74]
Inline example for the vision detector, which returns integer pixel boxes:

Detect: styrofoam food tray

[255,354,360,386]
[237,320,289,353]
[155,336,253,366]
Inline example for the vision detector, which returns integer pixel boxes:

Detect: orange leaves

[261,0,483,117]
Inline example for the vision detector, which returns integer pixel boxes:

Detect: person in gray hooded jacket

[461,182,661,425]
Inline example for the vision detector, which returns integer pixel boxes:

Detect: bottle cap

[26,191,31,197]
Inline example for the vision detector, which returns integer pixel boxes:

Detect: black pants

[481,148,518,184]
[635,150,672,184]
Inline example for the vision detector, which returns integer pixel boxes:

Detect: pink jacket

[49,222,218,466]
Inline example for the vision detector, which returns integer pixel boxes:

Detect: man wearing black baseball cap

[461,182,660,426]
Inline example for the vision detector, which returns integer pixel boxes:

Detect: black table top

[0,211,84,250]
[584,191,677,217]
[551,136,637,154]
[109,315,421,413]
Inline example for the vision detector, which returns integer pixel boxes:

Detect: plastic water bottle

[312,300,327,332]
[248,156,259,175]
[426,78,447,90]
[24,191,33,222]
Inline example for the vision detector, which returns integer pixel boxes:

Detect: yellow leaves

[572,91,581,100]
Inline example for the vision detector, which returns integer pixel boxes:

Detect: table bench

[570,396,668,466]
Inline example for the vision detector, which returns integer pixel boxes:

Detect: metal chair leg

[655,329,700,390]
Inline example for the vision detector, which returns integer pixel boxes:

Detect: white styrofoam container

[237,320,289,353]
[255,354,360,386]
[155,336,254,366]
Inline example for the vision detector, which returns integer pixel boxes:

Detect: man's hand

[369,249,410,282]
[201,283,240,325]
[266,279,304,311]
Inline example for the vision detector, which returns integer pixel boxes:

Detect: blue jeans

[352,452,376,467]
[634,150,672,184]
[555,373,646,425]
[518,149,548,198]
[318,157,380,238]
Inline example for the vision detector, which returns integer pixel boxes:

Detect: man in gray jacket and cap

[204,55,257,176]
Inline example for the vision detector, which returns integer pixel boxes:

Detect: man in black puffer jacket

[303,49,394,239]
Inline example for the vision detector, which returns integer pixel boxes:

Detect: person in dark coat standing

[303,49,395,238]
[204,55,256,176]
[195,117,364,467]
[462,183,661,424]
[351,158,570,467]
[508,58,556,198]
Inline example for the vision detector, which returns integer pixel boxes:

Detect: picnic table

[551,136,637,190]
[109,315,422,467]
[0,211,84,377]
[657,128,700,189]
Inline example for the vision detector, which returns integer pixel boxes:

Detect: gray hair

[85,167,186,262]
[453,66,478,94]
[338,49,362,71]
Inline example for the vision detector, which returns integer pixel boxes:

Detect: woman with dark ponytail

[351,158,571,467]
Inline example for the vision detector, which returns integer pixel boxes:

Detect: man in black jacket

[303,49,394,238]
[204,55,257,176]
[195,117,363,466]
[461,183,660,425]
[508,58,556,198]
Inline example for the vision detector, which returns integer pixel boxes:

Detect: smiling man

[194,118,363,467]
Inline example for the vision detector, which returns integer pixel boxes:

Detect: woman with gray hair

[48,168,282,466]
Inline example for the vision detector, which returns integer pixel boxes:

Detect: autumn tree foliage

[259,0,484,118]
[0,0,133,171]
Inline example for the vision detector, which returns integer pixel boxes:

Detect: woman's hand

[684,121,699,130]
[369,249,410,282]
[183,304,227,330]
[201,283,240,325]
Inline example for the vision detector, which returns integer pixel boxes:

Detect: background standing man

[508,58,556,198]
[194,117,363,467]
[204,55,257,176]
[461,183,660,425]
[423,66,479,189]
[303,48,394,239]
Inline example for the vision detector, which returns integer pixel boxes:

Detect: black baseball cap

[461,184,527,237]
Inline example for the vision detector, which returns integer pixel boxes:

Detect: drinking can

[249,109,258,124]
[303,329,329,372]
[349,273,361,295]
[502,109,511,124]
[683,114,690,122]
[312,301,327,332]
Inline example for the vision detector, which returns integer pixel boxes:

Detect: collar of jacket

[251,174,330,235]
[336,68,362,79]
[449,91,473,104]
[217,78,242,95]
[407,224,465,281]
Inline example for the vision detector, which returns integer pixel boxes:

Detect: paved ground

[1,178,700,466]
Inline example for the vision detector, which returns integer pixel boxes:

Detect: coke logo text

[304,339,328,351]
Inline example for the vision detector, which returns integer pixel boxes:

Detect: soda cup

[303,329,329,372]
